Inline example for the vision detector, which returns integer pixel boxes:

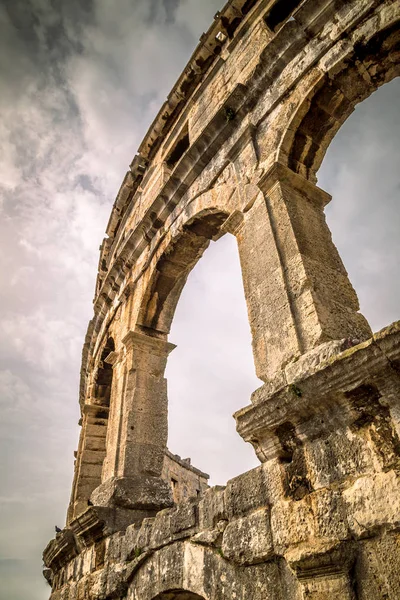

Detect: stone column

[91,331,175,512]
[235,162,371,381]
[67,404,109,523]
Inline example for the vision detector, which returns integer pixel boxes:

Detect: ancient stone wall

[44,0,400,598]
[162,451,209,505]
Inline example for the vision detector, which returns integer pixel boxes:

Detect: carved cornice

[290,542,357,582]
[43,529,78,572]
[69,506,109,547]
[122,330,176,357]
[257,161,332,207]
[235,322,400,459]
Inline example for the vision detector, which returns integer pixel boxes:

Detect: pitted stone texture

[90,476,174,511]
[198,486,226,530]
[343,471,400,538]
[222,508,274,565]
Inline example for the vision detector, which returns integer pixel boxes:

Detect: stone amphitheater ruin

[43,0,400,598]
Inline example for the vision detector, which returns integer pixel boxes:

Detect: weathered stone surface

[222,508,274,565]
[224,466,267,518]
[343,471,400,538]
[44,1,400,598]
[198,486,226,530]
[90,476,174,512]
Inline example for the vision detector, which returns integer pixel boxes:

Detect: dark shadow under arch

[284,22,400,182]
[93,336,115,408]
[138,210,229,335]
[152,592,206,600]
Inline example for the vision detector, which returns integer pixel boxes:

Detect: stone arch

[92,336,115,407]
[137,208,230,336]
[152,593,206,600]
[278,20,400,183]
[67,335,116,521]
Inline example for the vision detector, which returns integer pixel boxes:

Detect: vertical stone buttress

[235,162,371,382]
[90,331,175,512]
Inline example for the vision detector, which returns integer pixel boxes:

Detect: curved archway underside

[44,1,400,599]
[138,210,229,334]
[153,593,206,600]
[282,21,400,182]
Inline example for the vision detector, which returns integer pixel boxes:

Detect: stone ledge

[235,322,400,458]
[43,529,78,573]
[90,476,174,512]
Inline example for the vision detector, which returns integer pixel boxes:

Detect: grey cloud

[163,0,181,23]
[0,2,223,598]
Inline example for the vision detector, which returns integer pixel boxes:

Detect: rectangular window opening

[171,477,179,502]
[264,0,302,32]
[241,0,258,16]
[166,124,190,168]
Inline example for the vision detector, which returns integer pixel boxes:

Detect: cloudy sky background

[0,1,399,598]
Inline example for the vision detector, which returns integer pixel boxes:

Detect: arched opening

[319,77,400,331]
[138,210,229,335]
[93,336,115,408]
[136,209,260,495]
[68,336,116,520]
[284,22,400,182]
[152,592,206,600]
[166,233,260,487]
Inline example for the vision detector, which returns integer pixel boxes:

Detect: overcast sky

[0,1,399,599]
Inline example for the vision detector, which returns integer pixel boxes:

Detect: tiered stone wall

[43,0,400,597]
[162,451,209,505]
[44,324,400,599]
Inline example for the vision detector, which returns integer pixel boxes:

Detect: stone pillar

[235,162,371,381]
[67,405,109,523]
[90,331,175,512]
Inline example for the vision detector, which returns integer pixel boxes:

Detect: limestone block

[122,442,167,478]
[261,459,287,504]
[78,462,103,480]
[128,543,185,598]
[170,502,198,534]
[355,533,400,600]
[224,466,268,518]
[311,488,349,541]
[306,430,375,489]
[191,520,227,548]
[136,517,154,551]
[271,498,314,555]
[84,437,106,452]
[343,471,400,538]
[105,532,124,563]
[284,338,356,383]
[222,508,274,565]
[90,563,128,600]
[90,476,173,511]
[94,539,107,571]
[82,547,94,576]
[122,524,139,562]
[149,509,172,548]
[198,486,226,529]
